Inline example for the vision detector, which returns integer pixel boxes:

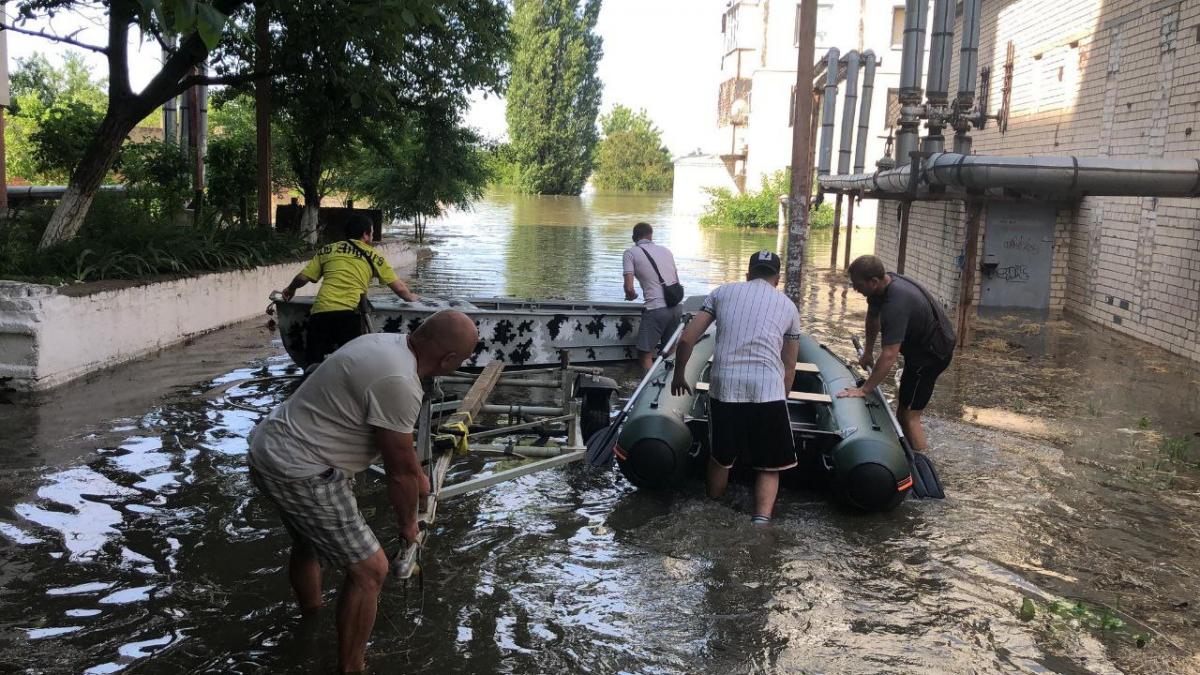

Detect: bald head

[411,310,480,377]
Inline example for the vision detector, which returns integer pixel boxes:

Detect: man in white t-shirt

[622,222,683,371]
[248,310,478,673]
[670,251,802,524]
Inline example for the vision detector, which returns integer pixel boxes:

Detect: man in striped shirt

[670,251,802,524]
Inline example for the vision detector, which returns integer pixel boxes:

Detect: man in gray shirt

[671,251,802,524]
[249,310,479,673]
[838,254,955,457]
[622,222,683,371]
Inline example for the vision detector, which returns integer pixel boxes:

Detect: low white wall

[0,240,417,392]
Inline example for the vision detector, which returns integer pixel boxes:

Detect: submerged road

[1,192,1197,673]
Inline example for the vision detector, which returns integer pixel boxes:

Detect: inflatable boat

[613,322,913,512]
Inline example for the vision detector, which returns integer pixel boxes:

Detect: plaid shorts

[250,466,381,568]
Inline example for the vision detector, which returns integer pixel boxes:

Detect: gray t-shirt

[701,279,803,403]
[622,239,679,311]
[248,333,424,479]
[867,273,954,365]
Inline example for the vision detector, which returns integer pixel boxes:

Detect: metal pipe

[830,192,844,268]
[837,51,861,176]
[853,51,876,174]
[818,48,840,176]
[439,376,563,388]
[844,195,855,270]
[926,0,954,106]
[818,153,1200,198]
[954,0,983,154]
[896,0,929,161]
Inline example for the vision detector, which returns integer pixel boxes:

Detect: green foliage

[699,169,835,229]
[343,106,491,242]
[592,105,673,192]
[219,0,509,215]
[6,53,109,184]
[31,102,106,183]
[0,194,309,284]
[483,142,522,188]
[118,140,191,219]
[506,0,603,195]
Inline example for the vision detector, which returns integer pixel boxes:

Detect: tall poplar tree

[505,0,603,195]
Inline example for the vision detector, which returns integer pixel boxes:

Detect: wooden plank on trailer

[794,362,820,373]
[695,381,710,392]
[392,361,504,579]
[788,391,833,403]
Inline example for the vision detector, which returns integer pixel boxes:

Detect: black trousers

[304,310,364,365]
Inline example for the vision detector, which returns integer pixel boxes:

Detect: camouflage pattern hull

[275,296,645,369]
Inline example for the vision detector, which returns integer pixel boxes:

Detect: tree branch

[0,22,108,54]
[174,68,285,96]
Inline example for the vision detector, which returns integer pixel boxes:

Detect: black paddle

[585,320,688,468]
[851,336,945,499]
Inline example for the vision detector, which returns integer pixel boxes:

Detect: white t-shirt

[622,239,679,311]
[248,333,424,479]
[701,279,803,403]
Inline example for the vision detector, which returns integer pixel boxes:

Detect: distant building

[673,0,906,221]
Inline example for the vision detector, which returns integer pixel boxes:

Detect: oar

[851,336,945,499]
[585,319,688,468]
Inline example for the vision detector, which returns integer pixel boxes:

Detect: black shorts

[897,356,952,411]
[305,310,364,364]
[708,399,797,471]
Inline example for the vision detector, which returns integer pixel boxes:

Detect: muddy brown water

[1,191,1198,674]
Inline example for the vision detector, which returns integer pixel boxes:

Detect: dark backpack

[640,247,684,308]
[893,273,956,361]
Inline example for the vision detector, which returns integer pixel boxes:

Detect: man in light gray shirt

[671,251,802,524]
[622,222,683,371]
[248,310,478,673]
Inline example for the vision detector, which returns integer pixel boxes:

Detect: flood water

[1,191,1199,674]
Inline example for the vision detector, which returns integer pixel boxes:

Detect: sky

[8,0,728,157]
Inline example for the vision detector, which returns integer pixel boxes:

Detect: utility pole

[0,2,10,218]
[785,0,819,302]
[254,0,272,227]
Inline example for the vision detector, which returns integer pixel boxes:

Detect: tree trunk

[300,182,321,243]
[39,110,136,249]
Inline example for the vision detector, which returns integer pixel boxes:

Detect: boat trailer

[377,357,617,580]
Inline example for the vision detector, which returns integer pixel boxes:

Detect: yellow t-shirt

[300,240,399,314]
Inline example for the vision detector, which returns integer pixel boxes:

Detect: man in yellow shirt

[279,216,419,364]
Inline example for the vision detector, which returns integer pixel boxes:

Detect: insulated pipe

[853,51,877,174]
[925,0,954,105]
[817,153,1200,198]
[953,0,983,154]
[837,50,861,176]
[818,48,840,176]
[896,0,930,161]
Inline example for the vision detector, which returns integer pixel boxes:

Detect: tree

[214,0,509,239]
[7,0,250,250]
[505,0,603,195]
[346,104,491,242]
[592,105,673,192]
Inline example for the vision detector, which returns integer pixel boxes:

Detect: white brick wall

[872,0,1200,362]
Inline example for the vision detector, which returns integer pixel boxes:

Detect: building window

[891,6,905,49]
[885,87,901,128]
[724,6,739,53]
[796,2,833,46]
[789,85,796,127]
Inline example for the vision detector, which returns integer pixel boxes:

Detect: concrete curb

[0,240,418,392]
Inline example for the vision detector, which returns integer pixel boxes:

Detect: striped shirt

[622,239,679,311]
[701,279,803,403]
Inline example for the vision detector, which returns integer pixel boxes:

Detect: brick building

[867,0,1200,362]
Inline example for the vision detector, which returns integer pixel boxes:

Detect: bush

[119,140,191,220]
[0,194,309,284]
[207,135,259,226]
[699,169,789,228]
[699,168,834,229]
